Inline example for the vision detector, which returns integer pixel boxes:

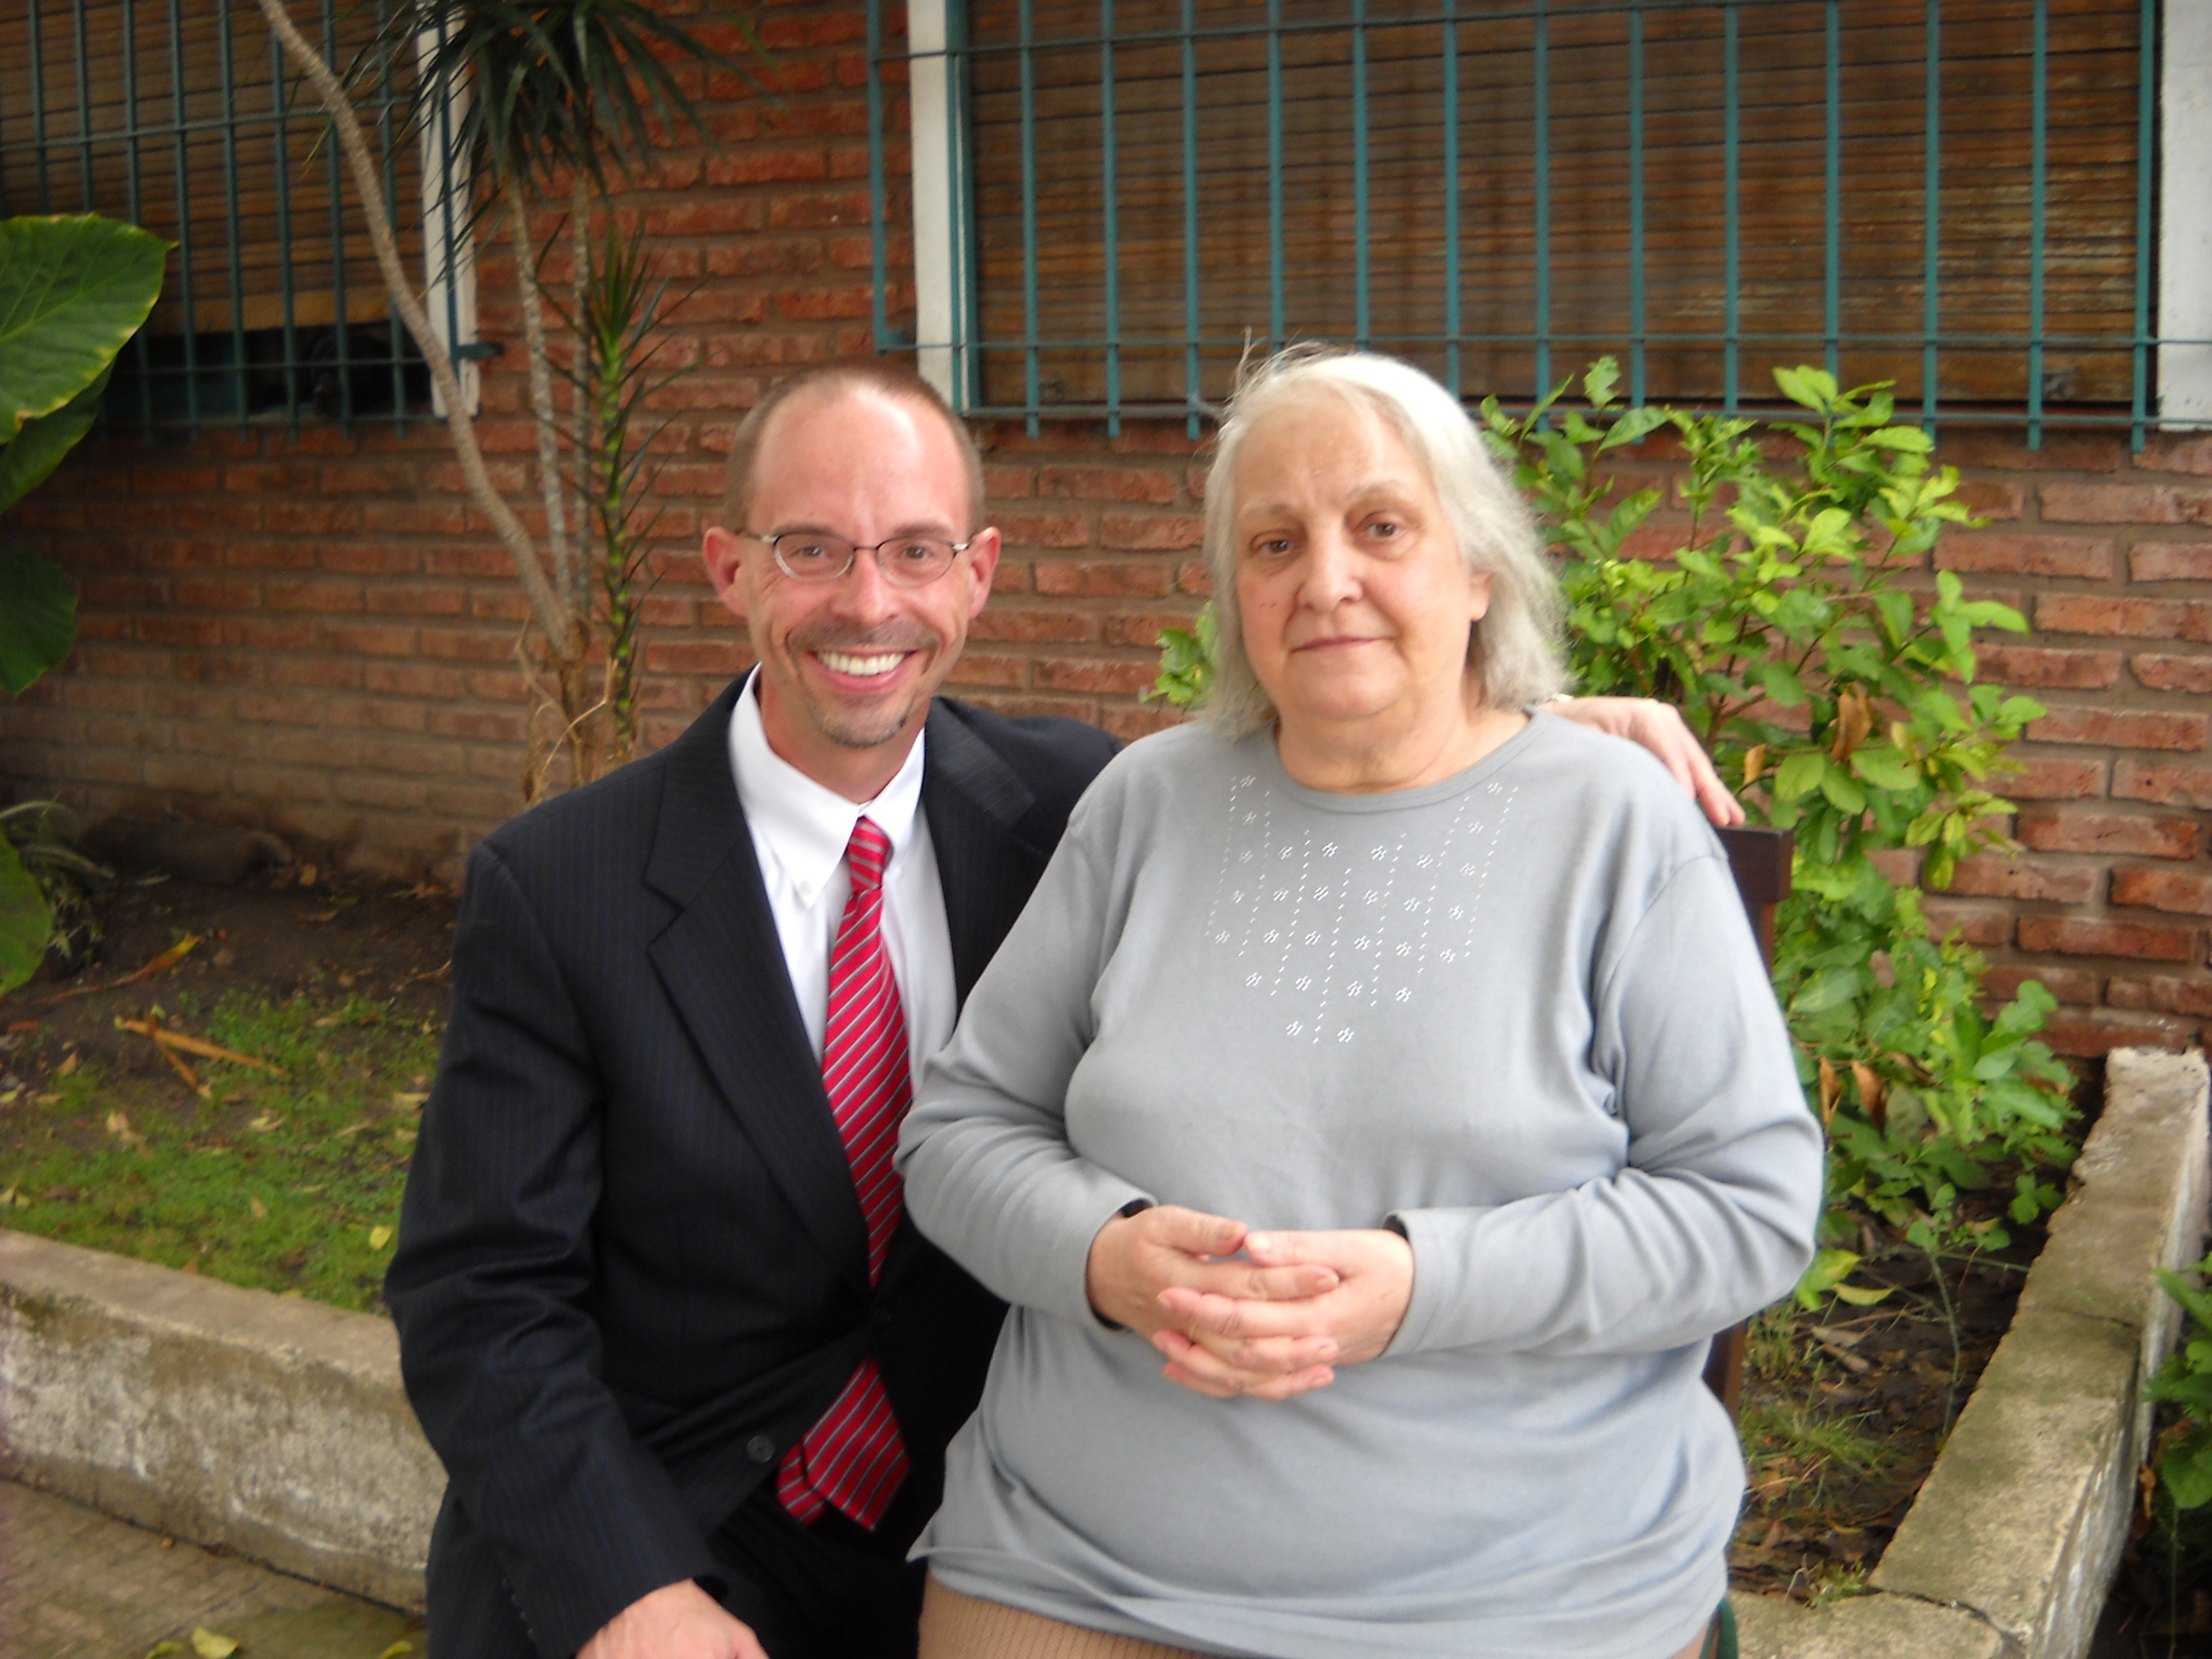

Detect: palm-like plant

[251,0,760,793]
[542,216,699,788]
[409,0,758,789]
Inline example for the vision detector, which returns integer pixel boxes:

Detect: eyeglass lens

[772,533,960,586]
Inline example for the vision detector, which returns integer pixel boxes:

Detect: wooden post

[1702,825,1795,1418]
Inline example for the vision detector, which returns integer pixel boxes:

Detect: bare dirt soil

[1731,1233,2039,1601]
[5,863,457,1048]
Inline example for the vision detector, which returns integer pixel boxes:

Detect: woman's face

[1231,395,1493,743]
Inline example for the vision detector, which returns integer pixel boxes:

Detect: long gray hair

[1200,347,1566,735]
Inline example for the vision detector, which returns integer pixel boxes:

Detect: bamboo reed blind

[956,0,2146,417]
[0,0,422,340]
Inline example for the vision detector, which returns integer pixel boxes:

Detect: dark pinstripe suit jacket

[386,680,1118,1659]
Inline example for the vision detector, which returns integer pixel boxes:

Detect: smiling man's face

[701,387,1000,802]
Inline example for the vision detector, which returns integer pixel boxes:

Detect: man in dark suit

[388,365,1118,1659]
[388,362,1741,1659]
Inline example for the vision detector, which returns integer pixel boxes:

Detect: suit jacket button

[746,1434,776,1464]
[871,1305,893,1330]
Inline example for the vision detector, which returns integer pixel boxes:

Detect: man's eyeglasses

[743,530,970,588]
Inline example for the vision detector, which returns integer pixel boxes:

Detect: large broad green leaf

[1819,768,1869,815]
[0,361,110,516]
[1850,745,1921,793]
[1773,364,1839,413]
[0,832,51,994]
[1774,750,1829,802]
[0,546,76,694]
[2160,1421,2212,1511]
[0,214,168,441]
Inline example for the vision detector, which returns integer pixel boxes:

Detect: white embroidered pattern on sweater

[1206,772,1520,1044]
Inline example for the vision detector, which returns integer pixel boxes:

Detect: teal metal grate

[0,0,457,435]
[869,0,2205,447]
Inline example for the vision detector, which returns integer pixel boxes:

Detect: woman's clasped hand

[1084,1205,1417,1399]
[1085,1206,1416,1399]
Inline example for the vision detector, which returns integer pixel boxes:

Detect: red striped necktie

[777,815,912,1530]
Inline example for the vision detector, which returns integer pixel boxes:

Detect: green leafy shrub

[0,801,109,969]
[1481,363,2076,1259]
[1153,361,2079,1277]
[1141,603,1216,710]
[2149,1251,2212,1511]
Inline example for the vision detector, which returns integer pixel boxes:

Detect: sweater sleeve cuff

[1379,1205,1496,1358]
[1031,1177,1155,1326]
[1086,1197,1157,1331]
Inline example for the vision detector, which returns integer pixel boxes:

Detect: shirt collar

[729,669,928,898]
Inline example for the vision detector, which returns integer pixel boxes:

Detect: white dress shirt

[727,671,957,1085]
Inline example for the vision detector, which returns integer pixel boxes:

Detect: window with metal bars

[872,0,2212,445]
[0,0,474,434]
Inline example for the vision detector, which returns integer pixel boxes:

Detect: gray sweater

[897,715,1823,1659]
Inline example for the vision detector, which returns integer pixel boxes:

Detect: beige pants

[918,1577,1717,1659]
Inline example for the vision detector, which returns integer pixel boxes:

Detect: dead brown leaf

[1830,686,1875,763]
[1850,1062,1887,1129]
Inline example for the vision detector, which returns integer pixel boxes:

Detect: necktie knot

[844,817,891,895]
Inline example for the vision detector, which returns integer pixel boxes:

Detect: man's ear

[964,527,1002,621]
[703,526,747,622]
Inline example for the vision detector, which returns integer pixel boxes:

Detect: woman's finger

[1153,1330,1336,1399]
[1239,1230,1312,1265]
[1170,1259,1339,1302]
[1202,1332,1339,1373]
[1157,1313,1338,1373]
[1693,759,1747,827]
[1158,1284,1326,1342]
[1627,704,1744,829]
[1166,1359,1335,1402]
[1143,1205,1250,1260]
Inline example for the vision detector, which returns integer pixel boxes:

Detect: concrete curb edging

[1737,1046,2212,1659]
[0,1231,443,1610]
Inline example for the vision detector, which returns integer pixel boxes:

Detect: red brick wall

[1,1,2207,1056]
[1914,431,2212,1059]
[1542,424,2212,1061]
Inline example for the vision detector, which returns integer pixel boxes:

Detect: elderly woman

[894,349,1824,1659]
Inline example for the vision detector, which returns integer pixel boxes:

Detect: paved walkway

[0,1480,423,1659]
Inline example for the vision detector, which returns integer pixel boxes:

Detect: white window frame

[2162,0,2212,426]
[415,26,481,417]
[907,0,969,409]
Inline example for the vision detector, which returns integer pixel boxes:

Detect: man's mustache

[792,624,940,653]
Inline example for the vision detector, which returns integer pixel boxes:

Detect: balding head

[718,364,987,537]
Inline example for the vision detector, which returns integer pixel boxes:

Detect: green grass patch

[1741,1395,1897,1502]
[0,989,440,1313]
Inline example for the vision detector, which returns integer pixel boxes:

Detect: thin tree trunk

[251,0,577,658]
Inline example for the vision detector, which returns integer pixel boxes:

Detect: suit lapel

[922,702,1045,1005]
[644,681,870,1296]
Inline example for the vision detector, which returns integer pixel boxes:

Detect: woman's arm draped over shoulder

[896,821,1155,1324]
[1385,851,1823,1359]
[1547,697,1746,828]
